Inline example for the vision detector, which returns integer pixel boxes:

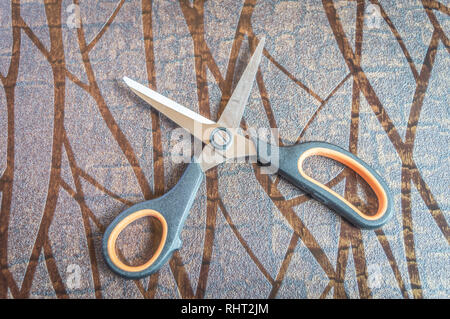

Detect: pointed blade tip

[258,37,266,49]
[123,77,143,92]
[123,76,133,86]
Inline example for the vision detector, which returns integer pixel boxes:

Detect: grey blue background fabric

[0,0,448,298]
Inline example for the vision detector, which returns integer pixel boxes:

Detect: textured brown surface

[0,0,449,298]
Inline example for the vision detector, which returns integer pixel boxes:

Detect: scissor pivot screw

[210,127,232,150]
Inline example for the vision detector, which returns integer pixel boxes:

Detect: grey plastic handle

[102,161,204,279]
[256,139,393,229]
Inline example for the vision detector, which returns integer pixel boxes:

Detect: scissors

[103,38,393,279]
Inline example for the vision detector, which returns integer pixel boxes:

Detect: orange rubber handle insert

[106,209,168,273]
[297,147,388,221]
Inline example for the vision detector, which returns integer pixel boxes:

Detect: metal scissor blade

[124,77,216,143]
[217,37,265,128]
[197,133,258,172]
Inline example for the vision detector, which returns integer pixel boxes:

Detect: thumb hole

[107,209,167,272]
[115,216,164,267]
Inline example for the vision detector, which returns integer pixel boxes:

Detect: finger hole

[302,155,379,217]
[298,148,388,220]
[107,209,167,273]
[115,216,164,267]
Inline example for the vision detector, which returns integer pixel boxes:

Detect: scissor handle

[102,162,204,279]
[257,140,393,229]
